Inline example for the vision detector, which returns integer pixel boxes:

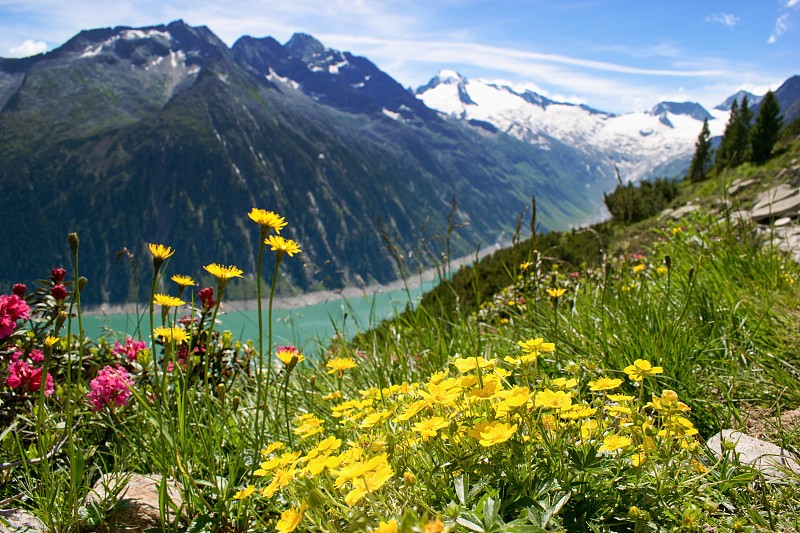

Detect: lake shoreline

[82,245,501,318]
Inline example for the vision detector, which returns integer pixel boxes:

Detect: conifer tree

[715,99,739,171]
[749,90,782,164]
[687,118,712,182]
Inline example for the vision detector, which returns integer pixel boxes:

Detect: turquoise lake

[81,280,438,352]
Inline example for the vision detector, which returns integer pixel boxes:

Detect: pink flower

[51,284,67,302]
[198,287,215,310]
[113,337,147,362]
[29,349,44,363]
[50,268,67,283]
[6,360,54,397]
[87,365,134,412]
[0,294,30,339]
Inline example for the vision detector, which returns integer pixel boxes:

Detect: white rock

[707,429,800,481]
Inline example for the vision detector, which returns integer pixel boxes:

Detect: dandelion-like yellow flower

[148,243,175,269]
[326,357,356,377]
[477,421,518,447]
[204,263,244,288]
[520,261,533,271]
[44,336,61,348]
[152,293,185,307]
[265,235,302,257]
[547,287,567,298]
[153,326,189,344]
[276,348,305,365]
[275,501,308,533]
[248,208,287,234]
[623,359,663,381]
[588,376,623,391]
[599,433,632,453]
[170,274,196,287]
[232,485,255,500]
[656,266,669,275]
[633,264,646,274]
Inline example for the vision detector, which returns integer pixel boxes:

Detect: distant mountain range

[0,20,798,304]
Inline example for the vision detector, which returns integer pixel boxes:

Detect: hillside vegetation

[1,123,800,532]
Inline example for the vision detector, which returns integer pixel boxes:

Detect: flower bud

[68,232,79,255]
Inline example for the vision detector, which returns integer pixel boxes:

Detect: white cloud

[786,0,800,8]
[768,13,790,44]
[706,12,739,27]
[8,39,47,57]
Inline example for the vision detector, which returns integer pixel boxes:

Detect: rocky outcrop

[86,473,183,533]
[707,429,800,481]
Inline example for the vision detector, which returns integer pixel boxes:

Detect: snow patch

[382,108,401,120]
[266,69,300,90]
[328,59,349,74]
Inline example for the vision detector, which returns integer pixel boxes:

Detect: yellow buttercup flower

[547,287,567,298]
[517,338,556,361]
[477,421,518,447]
[248,208,287,234]
[232,485,255,500]
[623,359,663,381]
[412,416,449,440]
[588,376,623,391]
[170,274,195,287]
[275,501,308,533]
[520,261,533,271]
[599,433,632,453]
[633,264,646,274]
[376,519,398,533]
[152,293,185,307]
[266,235,301,257]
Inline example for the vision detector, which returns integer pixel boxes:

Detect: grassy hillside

[1,128,799,532]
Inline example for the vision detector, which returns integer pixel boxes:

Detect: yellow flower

[588,376,623,391]
[375,519,398,533]
[547,287,567,298]
[632,264,646,274]
[44,336,61,348]
[334,454,394,505]
[551,377,579,390]
[423,518,445,533]
[266,235,302,257]
[276,348,305,365]
[516,337,555,363]
[275,501,308,533]
[520,261,533,271]
[607,393,634,402]
[204,263,244,286]
[248,208,287,234]
[599,433,632,453]
[478,421,517,447]
[148,243,175,262]
[153,326,189,344]
[261,442,284,456]
[152,293,185,307]
[412,416,449,440]
[170,274,195,287]
[232,485,255,500]
[656,266,669,275]
[294,413,324,438]
[535,389,572,410]
[623,359,663,381]
[326,357,356,377]
[452,356,495,373]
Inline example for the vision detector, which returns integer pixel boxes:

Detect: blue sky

[1,0,798,113]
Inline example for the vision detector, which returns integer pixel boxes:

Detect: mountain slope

[0,21,604,303]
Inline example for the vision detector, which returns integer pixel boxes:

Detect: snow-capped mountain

[416,70,731,182]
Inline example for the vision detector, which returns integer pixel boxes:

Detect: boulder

[727,178,757,196]
[0,509,44,532]
[85,473,183,532]
[707,429,800,481]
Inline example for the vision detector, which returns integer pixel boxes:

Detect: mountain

[416,70,732,183]
[752,75,800,126]
[713,90,762,112]
[0,21,605,304]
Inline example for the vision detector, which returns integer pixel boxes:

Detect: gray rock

[0,509,44,532]
[85,473,183,533]
[668,203,700,220]
[750,194,800,222]
[751,184,800,212]
[707,429,800,481]
[728,178,757,196]
[773,217,793,227]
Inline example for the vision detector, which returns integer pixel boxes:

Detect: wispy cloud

[706,12,740,27]
[786,0,799,8]
[768,13,791,43]
[8,39,47,57]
